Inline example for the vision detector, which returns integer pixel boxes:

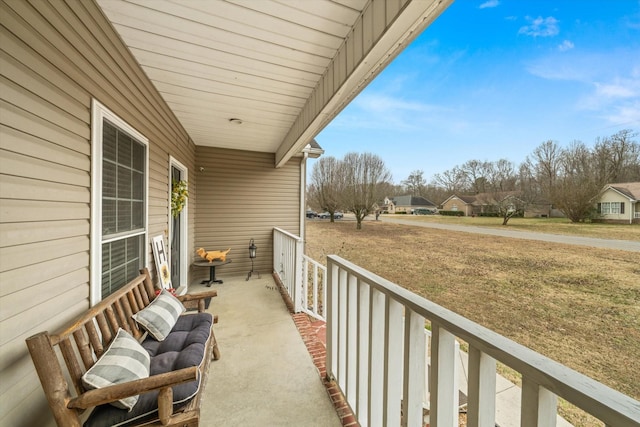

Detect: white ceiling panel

[97,0,451,164]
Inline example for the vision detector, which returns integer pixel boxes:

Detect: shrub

[439,210,464,217]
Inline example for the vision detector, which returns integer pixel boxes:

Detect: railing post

[467,346,496,427]
[293,236,303,312]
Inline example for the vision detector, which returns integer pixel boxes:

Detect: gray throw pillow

[82,328,150,411]
[133,289,186,341]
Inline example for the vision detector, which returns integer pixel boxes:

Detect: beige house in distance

[440,194,477,216]
[595,182,640,224]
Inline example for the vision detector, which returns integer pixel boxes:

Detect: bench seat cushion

[84,313,213,427]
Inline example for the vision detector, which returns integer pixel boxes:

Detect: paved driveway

[381,216,640,252]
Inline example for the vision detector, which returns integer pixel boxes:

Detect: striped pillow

[133,289,186,341]
[82,328,150,411]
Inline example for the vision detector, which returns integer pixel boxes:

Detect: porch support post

[293,237,304,312]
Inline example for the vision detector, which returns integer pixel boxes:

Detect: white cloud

[479,0,499,9]
[558,40,574,52]
[518,16,560,37]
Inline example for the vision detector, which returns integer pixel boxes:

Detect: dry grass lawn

[391,215,640,241]
[305,219,640,426]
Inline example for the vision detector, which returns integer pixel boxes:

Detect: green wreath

[171,179,189,218]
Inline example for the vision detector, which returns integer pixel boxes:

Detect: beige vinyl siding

[194,147,301,279]
[0,1,195,425]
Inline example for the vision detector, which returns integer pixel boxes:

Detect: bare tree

[459,160,491,194]
[309,156,342,221]
[341,152,392,229]
[531,140,561,201]
[401,170,427,196]
[593,129,640,183]
[432,166,467,193]
[552,141,603,222]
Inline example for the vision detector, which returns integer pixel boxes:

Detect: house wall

[193,147,302,279]
[0,1,195,425]
[598,189,633,223]
[441,197,472,216]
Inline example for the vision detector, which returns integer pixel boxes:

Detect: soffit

[97,0,450,165]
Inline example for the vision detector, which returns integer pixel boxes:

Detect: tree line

[309,129,639,226]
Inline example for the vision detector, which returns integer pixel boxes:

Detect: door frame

[169,156,188,292]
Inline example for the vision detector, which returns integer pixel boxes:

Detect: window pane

[132,141,145,171]
[132,171,143,200]
[103,161,116,198]
[102,235,143,298]
[118,165,132,199]
[117,200,132,232]
[103,122,117,161]
[102,199,116,235]
[132,201,144,229]
[117,133,132,167]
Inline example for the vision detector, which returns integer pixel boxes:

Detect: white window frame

[610,202,621,214]
[91,99,149,305]
[601,202,612,215]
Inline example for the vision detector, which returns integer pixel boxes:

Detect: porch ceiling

[97,0,451,166]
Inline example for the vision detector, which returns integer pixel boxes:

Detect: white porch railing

[302,255,327,321]
[273,227,303,312]
[634,212,640,219]
[273,228,326,320]
[326,255,640,427]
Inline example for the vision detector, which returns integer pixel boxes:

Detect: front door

[171,166,182,288]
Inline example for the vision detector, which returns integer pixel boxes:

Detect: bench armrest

[67,367,198,410]
[176,290,217,303]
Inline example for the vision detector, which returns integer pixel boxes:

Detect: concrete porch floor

[187,273,342,426]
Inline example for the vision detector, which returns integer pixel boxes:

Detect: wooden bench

[26,268,219,427]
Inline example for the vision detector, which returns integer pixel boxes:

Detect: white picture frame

[152,235,172,289]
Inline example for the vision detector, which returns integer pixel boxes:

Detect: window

[92,100,148,304]
[598,202,625,216]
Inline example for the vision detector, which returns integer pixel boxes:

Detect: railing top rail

[327,254,640,425]
[273,227,303,242]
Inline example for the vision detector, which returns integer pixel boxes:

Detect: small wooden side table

[193,259,232,286]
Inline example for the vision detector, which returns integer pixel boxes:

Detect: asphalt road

[380,216,640,252]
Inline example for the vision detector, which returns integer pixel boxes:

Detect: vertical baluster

[346,274,358,407]
[313,263,319,317]
[326,261,338,381]
[59,338,84,395]
[430,323,457,427]
[384,298,403,426]
[467,346,496,427]
[357,278,371,424]
[85,320,103,358]
[113,299,130,334]
[521,378,557,427]
[95,312,112,345]
[369,288,386,426]
[105,305,119,337]
[402,310,426,427]
[73,329,94,370]
[337,269,348,391]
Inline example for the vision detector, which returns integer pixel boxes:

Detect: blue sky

[312,0,640,184]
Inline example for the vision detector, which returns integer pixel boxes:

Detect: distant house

[440,194,477,216]
[383,195,438,214]
[441,192,557,217]
[594,182,640,224]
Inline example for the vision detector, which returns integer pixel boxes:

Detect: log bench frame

[26,268,219,427]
